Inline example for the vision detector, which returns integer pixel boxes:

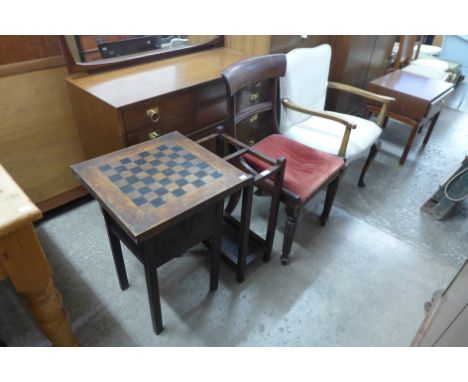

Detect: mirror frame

[59,35,224,74]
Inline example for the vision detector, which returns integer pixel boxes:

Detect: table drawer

[126,101,226,146]
[122,80,226,135]
[367,83,429,121]
[427,89,453,119]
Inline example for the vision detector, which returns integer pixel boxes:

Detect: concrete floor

[1,81,467,347]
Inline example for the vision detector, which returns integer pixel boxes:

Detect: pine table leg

[0,224,78,346]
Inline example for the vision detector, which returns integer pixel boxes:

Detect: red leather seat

[244,134,344,203]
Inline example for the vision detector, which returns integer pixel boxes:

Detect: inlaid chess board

[98,143,224,209]
[72,131,250,242]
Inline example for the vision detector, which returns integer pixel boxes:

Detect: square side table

[72,131,252,334]
[367,70,454,165]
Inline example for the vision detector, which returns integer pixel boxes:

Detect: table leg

[143,240,163,335]
[423,112,440,145]
[102,208,129,291]
[0,225,78,346]
[237,184,254,283]
[210,200,223,291]
[400,124,419,165]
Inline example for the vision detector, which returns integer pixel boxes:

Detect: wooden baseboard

[36,186,88,213]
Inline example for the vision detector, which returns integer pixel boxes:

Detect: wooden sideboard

[67,47,252,160]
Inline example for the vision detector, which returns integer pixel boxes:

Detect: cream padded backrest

[280,44,332,133]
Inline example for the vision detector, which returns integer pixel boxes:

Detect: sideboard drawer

[126,101,226,146]
[122,80,226,135]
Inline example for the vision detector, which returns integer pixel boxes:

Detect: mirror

[61,35,223,73]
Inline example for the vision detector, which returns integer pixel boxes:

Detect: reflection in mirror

[64,35,219,65]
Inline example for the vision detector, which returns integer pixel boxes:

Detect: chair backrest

[221,54,286,145]
[280,44,331,133]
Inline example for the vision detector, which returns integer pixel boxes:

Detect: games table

[72,131,255,334]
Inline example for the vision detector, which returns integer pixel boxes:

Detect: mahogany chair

[221,54,345,265]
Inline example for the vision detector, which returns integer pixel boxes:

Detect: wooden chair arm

[328,81,395,127]
[282,98,356,158]
[328,81,395,104]
[282,98,356,129]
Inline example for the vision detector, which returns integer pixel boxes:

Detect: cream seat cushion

[393,42,442,57]
[419,44,442,56]
[282,111,382,163]
[412,58,449,71]
[401,64,450,81]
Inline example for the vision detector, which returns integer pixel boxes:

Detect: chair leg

[358,141,381,188]
[319,175,341,226]
[382,116,389,129]
[281,203,301,265]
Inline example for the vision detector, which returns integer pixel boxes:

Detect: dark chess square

[99,143,224,208]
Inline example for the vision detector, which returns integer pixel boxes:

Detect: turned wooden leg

[423,112,440,145]
[400,124,419,166]
[0,225,78,346]
[21,278,78,346]
[358,141,381,188]
[281,203,301,265]
[320,175,341,226]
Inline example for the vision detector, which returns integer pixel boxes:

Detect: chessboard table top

[71,132,250,243]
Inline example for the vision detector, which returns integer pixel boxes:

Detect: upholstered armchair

[280,44,394,187]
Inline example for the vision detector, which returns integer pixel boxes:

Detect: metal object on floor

[421,156,468,220]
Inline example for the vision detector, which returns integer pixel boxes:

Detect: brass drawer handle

[250,114,258,123]
[250,93,259,103]
[248,140,255,146]
[148,131,161,139]
[146,107,160,123]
